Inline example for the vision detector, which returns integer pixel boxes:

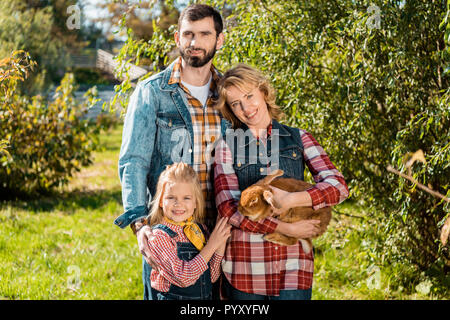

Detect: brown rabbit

[238,169,331,254]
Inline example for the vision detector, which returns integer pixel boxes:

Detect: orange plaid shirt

[168,57,222,229]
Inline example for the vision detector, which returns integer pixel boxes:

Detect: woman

[213,64,349,300]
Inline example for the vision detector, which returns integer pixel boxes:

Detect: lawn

[0,124,141,299]
[0,124,445,300]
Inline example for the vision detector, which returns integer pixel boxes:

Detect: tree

[109,0,450,289]
[0,0,89,93]
[0,50,106,196]
[212,0,449,284]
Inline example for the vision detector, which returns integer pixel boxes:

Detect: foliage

[0,0,89,93]
[213,0,450,285]
[109,0,450,289]
[0,50,108,196]
[95,0,179,42]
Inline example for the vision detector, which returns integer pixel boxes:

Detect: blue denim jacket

[114,60,196,229]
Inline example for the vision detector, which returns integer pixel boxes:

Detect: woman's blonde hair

[147,162,205,227]
[215,64,284,128]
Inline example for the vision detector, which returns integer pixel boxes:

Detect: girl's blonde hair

[215,64,284,128]
[147,162,205,227]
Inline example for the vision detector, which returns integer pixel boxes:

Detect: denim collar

[159,60,179,92]
[234,120,291,147]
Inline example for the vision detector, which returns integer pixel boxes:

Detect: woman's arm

[298,129,349,209]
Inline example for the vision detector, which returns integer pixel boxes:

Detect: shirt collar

[168,56,220,94]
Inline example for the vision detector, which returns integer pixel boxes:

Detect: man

[114,4,225,300]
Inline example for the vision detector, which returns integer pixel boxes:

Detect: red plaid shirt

[214,125,349,296]
[148,220,223,292]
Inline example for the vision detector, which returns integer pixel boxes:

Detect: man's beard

[180,45,217,68]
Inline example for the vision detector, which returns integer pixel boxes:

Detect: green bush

[0,51,108,196]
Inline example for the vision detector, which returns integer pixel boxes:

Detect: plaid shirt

[168,57,222,229]
[148,220,223,292]
[214,125,349,296]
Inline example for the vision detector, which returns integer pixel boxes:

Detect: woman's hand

[275,219,321,238]
[268,186,313,216]
[268,186,293,216]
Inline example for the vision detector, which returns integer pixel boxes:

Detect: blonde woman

[214,64,349,300]
[146,162,231,300]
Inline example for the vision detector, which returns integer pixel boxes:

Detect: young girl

[146,162,231,300]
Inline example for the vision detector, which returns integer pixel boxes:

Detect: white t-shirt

[181,75,212,107]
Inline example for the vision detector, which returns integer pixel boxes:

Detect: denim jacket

[114,60,197,229]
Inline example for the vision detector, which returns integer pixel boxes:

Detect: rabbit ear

[258,169,284,186]
[249,197,259,206]
[263,190,281,209]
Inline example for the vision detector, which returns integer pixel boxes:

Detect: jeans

[223,277,312,300]
[142,257,155,300]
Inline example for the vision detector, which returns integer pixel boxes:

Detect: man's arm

[114,81,158,230]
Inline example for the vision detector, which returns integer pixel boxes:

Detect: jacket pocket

[155,113,190,163]
[278,145,304,178]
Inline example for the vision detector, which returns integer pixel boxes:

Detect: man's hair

[178,4,223,36]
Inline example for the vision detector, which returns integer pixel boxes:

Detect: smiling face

[225,85,272,131]
[161,181,197,223]
[175,17,223,68]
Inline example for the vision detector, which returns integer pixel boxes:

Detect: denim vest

[221,119,305,190]
[151,224,213,300]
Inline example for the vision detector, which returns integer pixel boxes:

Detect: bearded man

[114,4,225,300]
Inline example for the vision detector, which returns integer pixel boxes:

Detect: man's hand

[136,225,159,272]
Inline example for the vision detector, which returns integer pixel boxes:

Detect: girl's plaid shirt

[148,220,223,292]
[213,126,349,296]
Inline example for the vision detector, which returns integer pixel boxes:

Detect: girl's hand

[199,218,231,263]
[208,217,231,250]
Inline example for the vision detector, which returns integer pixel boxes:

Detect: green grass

[0,124,447,300]
[0,124,141,299]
